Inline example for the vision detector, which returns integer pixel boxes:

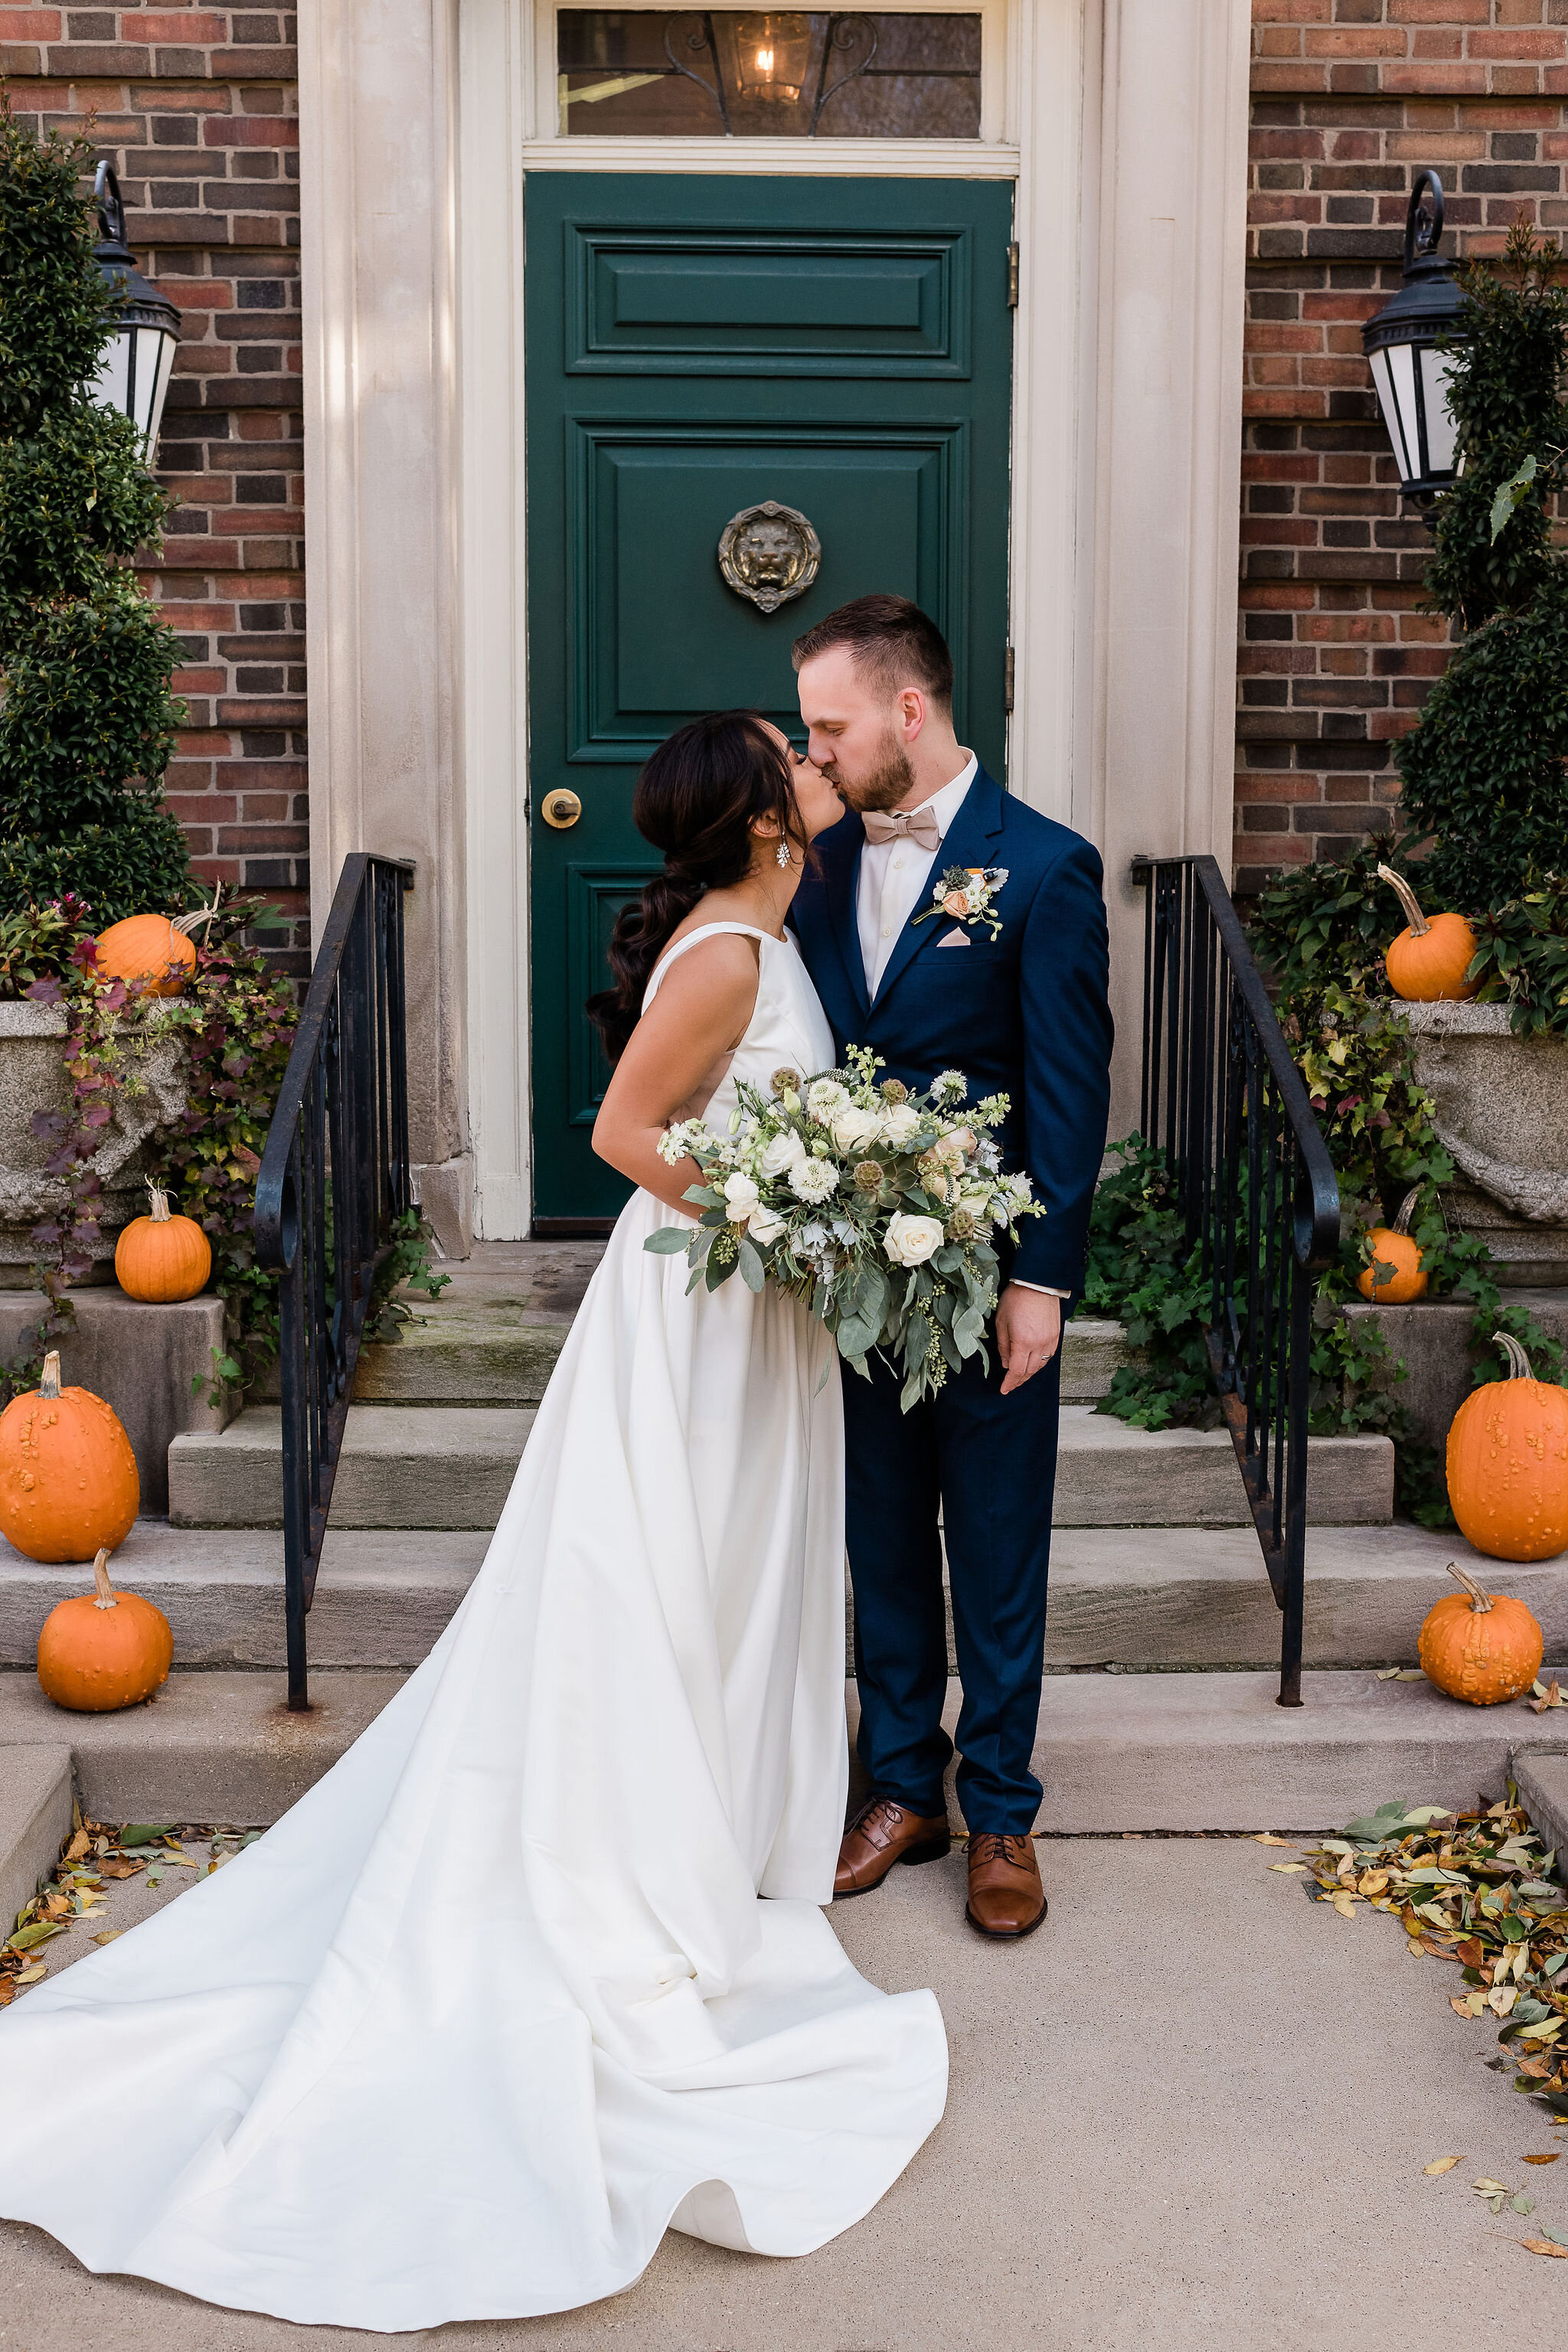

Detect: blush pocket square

[936,926,972,948]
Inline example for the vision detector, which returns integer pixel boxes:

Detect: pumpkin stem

[1495,1331,1534,1383]
[1442,1557,1495,1615]
[91,1547,118,1610]
[39,1350,60,1399]
[172,882,223,940]
[1377,862,1431,939]
[1391,1187,1421,1236]
[145,1183,172,1223]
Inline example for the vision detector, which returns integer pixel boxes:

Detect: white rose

[957,1189,992,1220]
[879,1103,920,1149]
[759,1129,808,1178]
[806,1078,849,1119]
[748,1205,787,1245]
[885,1211,945,1268]
[789,1156,840,1205]
[722,1171,760,1219]
[830,1103,882,1155]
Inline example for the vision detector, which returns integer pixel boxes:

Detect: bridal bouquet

[645,1047,1043,1410]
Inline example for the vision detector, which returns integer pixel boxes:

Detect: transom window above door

[557,11,983,139]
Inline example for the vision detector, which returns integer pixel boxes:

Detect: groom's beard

[828,726,916,815]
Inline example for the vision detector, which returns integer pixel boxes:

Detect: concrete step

[168,1406,537,1530]
[2,1664,1564,1832]
[0,1743,73,1937]
[167,1400,1392,1532]
[0,1521,1516,1676]
[353,1293,1129,1409]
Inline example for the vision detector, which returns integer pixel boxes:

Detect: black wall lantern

[1361,169,1469,504]
[89,162,181,465]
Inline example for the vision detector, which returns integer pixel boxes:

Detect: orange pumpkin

[0,1351,139,1565]
[1357,1186,1428,1304]
[1446,1334,1568,1563]
[115,1184,212,1302]
[91,910,204,995]
[1377,864,1478,1002]
[37,1547,172,1712]
[1418,1557,1544,1707]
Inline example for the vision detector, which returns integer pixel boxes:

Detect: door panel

[567,228,969,374]
[526,173,1013,1223]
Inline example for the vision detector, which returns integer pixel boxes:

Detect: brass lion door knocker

[717,500,822,614]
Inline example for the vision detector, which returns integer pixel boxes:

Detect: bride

[0,712,949,2331]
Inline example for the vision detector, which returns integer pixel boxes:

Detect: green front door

[524,172,1014,1225]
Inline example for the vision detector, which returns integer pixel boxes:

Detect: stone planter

[1403,1001,1568,1286]
[0,999,190,1285]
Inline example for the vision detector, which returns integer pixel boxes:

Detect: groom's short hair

[791,594,954,713]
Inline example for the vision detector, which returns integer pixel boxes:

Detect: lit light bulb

[756,45,773,71]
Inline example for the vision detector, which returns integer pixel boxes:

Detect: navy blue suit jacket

[790,768,1113,1295]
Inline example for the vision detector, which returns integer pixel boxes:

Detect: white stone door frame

[297,0,1250,1243]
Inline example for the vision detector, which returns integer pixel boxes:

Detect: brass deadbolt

[541,789,583,830]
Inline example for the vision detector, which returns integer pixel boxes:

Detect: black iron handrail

[1132,854,1341,1707]
[256,854,414,1710]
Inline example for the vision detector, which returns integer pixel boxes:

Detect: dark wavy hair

[587,711,805,1066]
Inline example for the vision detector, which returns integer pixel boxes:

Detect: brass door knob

[541,788,582,830]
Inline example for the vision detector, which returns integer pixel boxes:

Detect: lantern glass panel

[1420,345,1459,479]
[91,322,178,463]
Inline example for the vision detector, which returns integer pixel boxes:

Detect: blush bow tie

[861,805,943,851]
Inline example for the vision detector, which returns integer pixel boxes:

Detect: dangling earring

[775,838,791,870]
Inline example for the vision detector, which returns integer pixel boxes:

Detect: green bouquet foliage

[0,105,190,928]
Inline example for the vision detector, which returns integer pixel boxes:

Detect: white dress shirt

[853,753,1068,1302]
[856,752,978,995]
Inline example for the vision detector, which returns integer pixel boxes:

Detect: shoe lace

[969,1832,1033,1869]
[848,1794,907,1847]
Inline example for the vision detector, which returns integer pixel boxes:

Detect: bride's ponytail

[587,712,803,1066]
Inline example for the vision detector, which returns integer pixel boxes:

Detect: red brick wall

[1237,0,1568,897]
[1,5,308,972]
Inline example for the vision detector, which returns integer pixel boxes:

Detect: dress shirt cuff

[1008,1280,1071,1299]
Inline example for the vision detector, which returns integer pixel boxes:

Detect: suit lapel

[868,768,1007,1014]
[823,808,870,1019]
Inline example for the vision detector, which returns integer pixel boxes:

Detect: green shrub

[0,104,190,928]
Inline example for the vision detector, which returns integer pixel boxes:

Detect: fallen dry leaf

[63,1828,90,1864]
[1270,1861,1312,1874]
[1523,2153,1561,2165]
[1527,1679,1563,1714]
[1520,2239,1568,2259]
[1424,2155,1464,2175]
[89,1929,122,1945]
[12,1962,47,1985]
[1254,1834,1295,1847]
[96,1858,144,1880]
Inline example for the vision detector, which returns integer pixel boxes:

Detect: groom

[789,595,1112,1940]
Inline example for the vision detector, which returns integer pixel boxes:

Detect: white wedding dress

[0,920,947,2332]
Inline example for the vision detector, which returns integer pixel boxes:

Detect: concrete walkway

[4,1838,1566,2348]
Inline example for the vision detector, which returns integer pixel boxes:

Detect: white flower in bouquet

[956,1188,993,1222]
[830,1102,883,1156]
[885,1211,945,1268]
[759,1128,808,1178]
[807,1077,849,1119]
[1002,1173,1034,1213]
[931,1070,968,1106]
[879,1102,921,1150]
[722,1171,760,1220]
[789,1156,840,1205]
[748,1205,787,1246]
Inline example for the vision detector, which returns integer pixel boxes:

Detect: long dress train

[0,920,947,2331]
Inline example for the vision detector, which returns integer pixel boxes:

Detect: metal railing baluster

[256,854,416,1710]
[1129,854,1340,1707]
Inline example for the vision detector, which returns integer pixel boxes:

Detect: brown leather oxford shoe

[835,1794,951,1897]
[965,1831,1047,1939]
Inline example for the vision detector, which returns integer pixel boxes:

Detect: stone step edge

[2,1671,1566,1834]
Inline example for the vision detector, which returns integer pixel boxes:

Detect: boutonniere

[911,864,1009,943]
